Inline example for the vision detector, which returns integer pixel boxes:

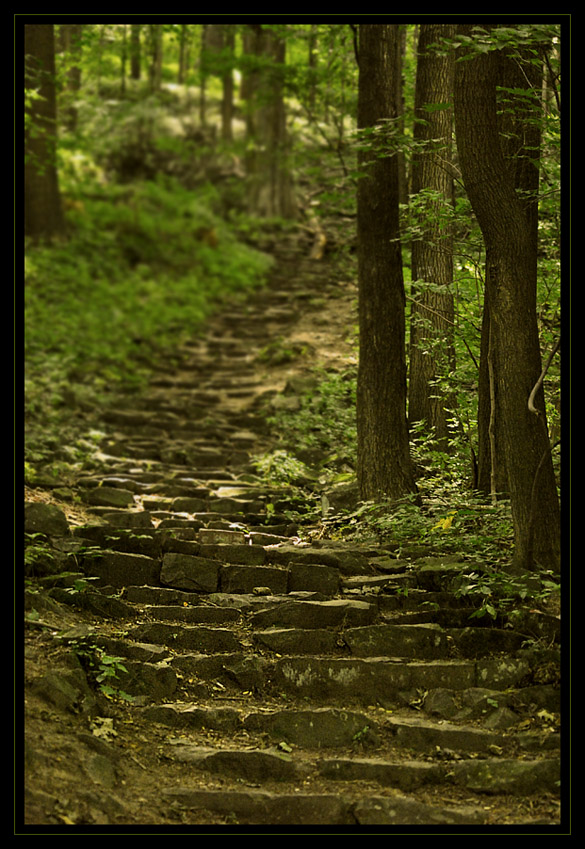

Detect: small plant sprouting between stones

[70,637,134,702]
[352,725,371,746]
[24,533,58,575]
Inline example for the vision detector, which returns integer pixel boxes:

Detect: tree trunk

[178,24,188,85]
[476,292,509,496]
[221,25,235,142]
[408,23,457,450]
[476,36,544,498]
[395,25,408,206]
[120,24,127,97]
[25,24,66,241]
[149,24,162,92]
[243,25,296,219]
[356,23,419,504]
[453,26,560,572]
[199,24,208,125]
[307,24,318,113]
[130,24,141,80]
[59,24,82,130]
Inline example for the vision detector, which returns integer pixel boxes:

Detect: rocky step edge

[26,507,561,728]
[25,512,560,826]
[25,621,560,826]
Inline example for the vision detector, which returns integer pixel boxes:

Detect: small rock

[483,706,520,730]
[25,502,70,537]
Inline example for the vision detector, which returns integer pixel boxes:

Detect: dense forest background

[24,21,563,603]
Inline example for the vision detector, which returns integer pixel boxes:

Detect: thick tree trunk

[454,27,560,572]
[356,24,419,504]
[476,39,544,498]
[408,23,457,450]
[25,24,66,241]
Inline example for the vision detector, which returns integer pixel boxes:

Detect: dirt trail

[23,231,561,831]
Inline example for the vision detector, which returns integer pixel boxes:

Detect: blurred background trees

[23,21,563,573]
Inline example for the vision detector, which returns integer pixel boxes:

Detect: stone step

[162,743,559,798]
[159,785,488,826]
[25,241,562,827]
[144,700,559,758]
[108,615,543,705]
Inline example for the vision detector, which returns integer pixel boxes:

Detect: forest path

[24,230,561,829]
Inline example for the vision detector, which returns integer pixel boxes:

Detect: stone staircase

[24,240,562,828]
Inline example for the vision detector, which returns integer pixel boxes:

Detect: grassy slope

[24,176,274,478]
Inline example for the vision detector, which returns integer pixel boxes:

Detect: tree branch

[528,335,561,416]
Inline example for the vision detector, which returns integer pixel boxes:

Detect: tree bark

[25,24,66,241]
[221,25,235,142]
[243,25,296,219]
[408,23,457,450]
[178,24,188,84]
[356,24,419,504]
[59,24,82,130]
[453,26,560,572]
[148,24,162,92]
[476,37,544,497]
[130,24,141,80]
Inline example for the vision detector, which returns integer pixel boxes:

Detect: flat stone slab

[249,532,291,546]
[343,623,449,659]
[168,746,303,782]
[144,704,242,732]
[210,497,265,514]
[287,562,340,595]
[25,502,70,537]
[319,756,443,790]
[250,599,376,629]
[243,707,379,749]
[161,788,353,825]
[130,622,242,653]
[253,627,340,655]
[385,714,511,752]
[145,605,242,624]
[476,656,533,689]
[50,588,137,620]
[82,550,160,588]
[160,552,219,593]
[198,528,247,545]
[449,757,561,795]
[199,543,266,565]
[171,497,208,513]
[272,657,476,703]
[353,795,486,826]
[319,753,560,796]
[81,486,136,508]
[220,564,288,594]
[265,545,342,569]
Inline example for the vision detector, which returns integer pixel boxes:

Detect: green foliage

[454,567,561,621]
[24,533,57,576]
[266,366,358,470]
[70,636,134,702]
[24,23,561,576]
[25,174,273,475]
[252,450,315,487]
